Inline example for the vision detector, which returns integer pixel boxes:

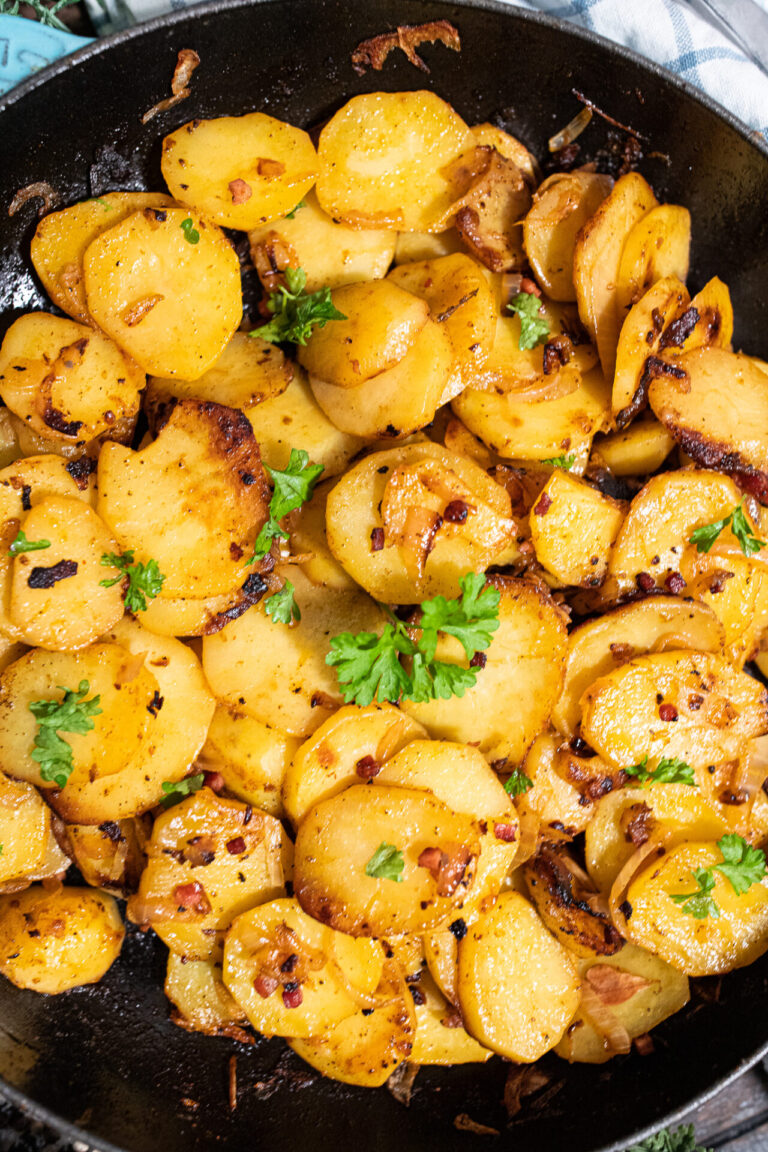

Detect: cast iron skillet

[1,2,768,1149]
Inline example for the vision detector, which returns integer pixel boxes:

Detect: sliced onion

[512,802,540,867]
[609,837,666,937]
[503,371,579,404]
[651,630,709,653]
[579,983,632,1054]
[548,107,593,153]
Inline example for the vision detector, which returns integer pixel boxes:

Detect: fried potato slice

[616,204,691,317]
[524,844,623,959]
[66,817,147,897]
[411,969,493,1065]
[470,122,539,184]
[394,229,464,264]
[286,478,357,593]
[451,149,532,272]
[591,414,675,476]
[529,471,625,588]
[523,172,612,301]
[84,207,241,379]
[0,886,124,994]
[198,706,300,819]
[161,113,318,230]
[165,953,249,1040]
[0,774,49,887]
[611,276,689,426]
[458,890,580,1061]
[315,91,472,232]
[519,732,594,837]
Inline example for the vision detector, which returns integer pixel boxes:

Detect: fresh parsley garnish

[253,266,346,346]
[625,755,696,788]
[507,291,550,351]
[91,198,114,211]
[180,217,200,244]
[250,448,324,561]
[541,454,575,470]
[670,834,767,919]
[365,842,404,883]
[265,581,301,624]
[9,531,51,556]
[160,773,205,808]
[100,551,166,613]
[504,769,533,797]
[628,1123,712,1152]
[327,572,500,706]
[28,681,102,790]
[285,200,306,219]
[689,498,765,557]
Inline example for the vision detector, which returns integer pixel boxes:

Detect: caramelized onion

[9,181,61,219]
[141,48,200,124]
[579,983,632,1054]
[609,837,667,937]
[548,107,593,153]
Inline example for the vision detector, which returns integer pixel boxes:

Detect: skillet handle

[0,14,92,97]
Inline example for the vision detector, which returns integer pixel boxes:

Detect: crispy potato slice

[310,316,453,439]
[0,774,49,886]
[245,368,365,477]
[130,583,268,639]
[616,204,691,317]
[523,172,613,301]
[0,886,124,994]
[676,276,734,354]
[8,496,124,651]
[403,576,568,766]
[649,347,768,492]
[128,788,287,961]
[282,703,424,828]
[98,400,269,599]
[470,123,539,184]
[581,650,768,773]
[165,953,249,1039]
[524,845,622,958]
[591,414,675,476]
[451,149,532,272]
[203,565,384,738]
[625,840,768,975]
[223,896,384,1039]
[315,91,472,232]
[529,471,625,587]
[249,190,396,292]
[411,969,492,1065]
[161,113,318,230]
[519,732,593,837]
[289,963,415,1084]
[66,818,147,897]
[611,276,689,426]
[198,706,300,819]
[0,826,70,896]
[555,943,689,1064]
[458,890,579,1061]
[294,784,481,936]
[573,172,658,380]
[286,478,357,592]
[30,192,174,324]
[326,442,517,603]
[552,598,725,737]
[423,927,460,1005]
[83,207,242,379]
[0,313,143,444]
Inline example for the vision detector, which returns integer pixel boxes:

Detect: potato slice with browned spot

[0,773,50,887]
[591,414,675,477]
[524,845,623,959]
[165,953,249,1040]
[529,471,625,588]
[66,818,147,897]
[471,122,539,185]
[198,706,300,819]
[411,969,492,1065]
[286,478,357,593]
[523,172,612,302]
[616,204,691,317]
[611,276,689,426]
[518,733,594,837]
[84,207,241,379]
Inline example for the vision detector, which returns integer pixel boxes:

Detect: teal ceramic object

[0,13,91,95]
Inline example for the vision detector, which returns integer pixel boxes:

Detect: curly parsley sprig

[670,834,766,919]
[249,449,324,562]
[100,551,166,613]
[28,681,102,790]
[625,755,696,788]
[689,498,765,557]
[628,1124,712,1152]
[253,267,346,346]
[265,580,301,624]
[507,291,550,351]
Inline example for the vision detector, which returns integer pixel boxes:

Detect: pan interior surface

[0,2,767,1150]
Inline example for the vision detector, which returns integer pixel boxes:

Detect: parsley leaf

[285,200,306,219]
[670,867,720,919]
[625,755,696,787]
[504,769,533,797]
[91,197,114,212]
[670,834,766,919]
[265,580,301,624]
[180,217,200,244]
[507,291,550,351]
[541,454,576,470]
[250,448,324,561]
[28,680,102,790]
[327,573,500,706]
[100,551,166,613]
[628,1123,712,1152]
[689,498,765,557]
[254,266,347,346]
[9,531,51,556]
[160,773,205,808]
[365,842,404,883]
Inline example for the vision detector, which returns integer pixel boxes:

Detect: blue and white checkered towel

[1,0,767,142]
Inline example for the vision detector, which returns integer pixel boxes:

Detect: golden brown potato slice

[66,818,147,897]
[616,204,691,317]
[8,496,124,651]
[326,441,517,604]
[458,890,580,1061]
[518,733,594,837]
[523,172,612,301]
[450,149,532,272]
[676,276,734,354]
[129,584,265,639]
[403,576,567,766]
[470,122,539,184]
[30,192,175,324]
[394,230,464,265]
[0,886,124,994]
[581,650,768,774]
[0,774,49,887]
[161,113,318,230]
[293,784,481,936]
[0,826,70,896]
[555,943,689,1064]
[411,969,492,1065]
[552,597,725,738]
[309,317,453,439]
[165,953,249,1039]
[288,963,416,1085]
[223,896,384,1039]
[611,276,689,426]
[198,706,301,819]
[573,172,658,380]
[248,190,396,293]
[315,91,472,232]
[524,845,622,958]
[423,927,460,1005]
[282,703,424,828]
[529,471,625,587]
[128,788,287,961]
[625,840,768,975]
[0,313,144,444]
[286,478,357,592]
[591,414,675,476]
[98,400,269,600]
[202,565,384,738]
[83,207,242,379]
[649,347,768,491]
